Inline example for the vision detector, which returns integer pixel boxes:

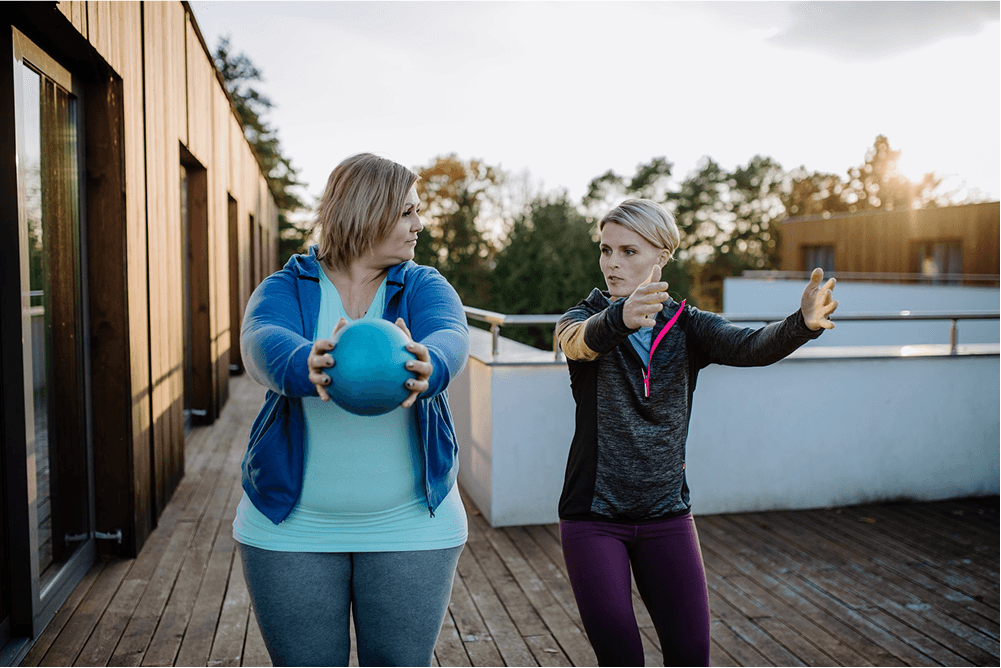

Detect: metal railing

[464,306,1000,360]
[740,270,1000,286]
[464,307,563,360]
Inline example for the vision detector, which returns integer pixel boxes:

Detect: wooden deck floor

[21,374,999,667]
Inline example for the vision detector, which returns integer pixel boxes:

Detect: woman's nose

[412,215,424,233]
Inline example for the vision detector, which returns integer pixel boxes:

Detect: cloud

[767,1,999,61]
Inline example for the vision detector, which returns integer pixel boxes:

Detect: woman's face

[370,186,423,267]
[599,222,667,299]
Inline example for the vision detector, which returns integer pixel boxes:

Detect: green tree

[782,168,852,217]
[413,155,500,307]
[490,194,606,349]
[843,134,948,211]
[582,155,785,272]
[213,36,308,266]
[785,135,953,217]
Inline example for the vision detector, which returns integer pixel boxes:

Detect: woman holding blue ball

[234,153,469,666]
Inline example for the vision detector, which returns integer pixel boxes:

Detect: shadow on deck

[20,374,1000,667]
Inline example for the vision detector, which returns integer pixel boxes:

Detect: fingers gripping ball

[327,319,418,416]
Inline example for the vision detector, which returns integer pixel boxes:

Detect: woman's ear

[658,250,671,267]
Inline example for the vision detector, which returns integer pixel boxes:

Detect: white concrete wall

[454,329,574,526]
[723,278,999,347]
[452,328,1000,526]
[686,351,1000,514]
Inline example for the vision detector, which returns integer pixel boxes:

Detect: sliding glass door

[8,26,95,641]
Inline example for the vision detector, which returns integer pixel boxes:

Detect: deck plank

[697,516,900,666]
[447,568,505,667]
[478,521,595,666]
[724,513,948,666]
[802,507,1000,632]
[455,545,537,666]
[172,492,242,667]
[777,510,999,663]
[241,607,271,667]
[434,609,471,667]
[24,374,998,668]
[21,561,107,667]
[207,554,252,668]
[465,513,548,638]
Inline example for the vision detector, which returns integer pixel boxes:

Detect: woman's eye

[624,249,635,256]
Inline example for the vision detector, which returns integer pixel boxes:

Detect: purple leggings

[560,514,710,666]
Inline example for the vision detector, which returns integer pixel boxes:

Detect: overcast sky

[188,1,1000,210]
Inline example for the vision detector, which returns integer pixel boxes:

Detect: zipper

[643,299,686,398]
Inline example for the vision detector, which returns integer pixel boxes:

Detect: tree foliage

[213,36,308,265]
[490,194,606,349]
[412,155,501,307]
[785,135,951,216]
[582,153,787,276]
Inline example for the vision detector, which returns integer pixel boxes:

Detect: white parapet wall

[451,330,576,526]
[452,327,1000,526]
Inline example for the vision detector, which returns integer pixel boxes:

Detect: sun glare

[893,151,932,184]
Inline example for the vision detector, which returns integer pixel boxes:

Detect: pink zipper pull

[642,299,686,400]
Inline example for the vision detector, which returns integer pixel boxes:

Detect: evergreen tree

[491,194,606,349]
[213,36,308,266]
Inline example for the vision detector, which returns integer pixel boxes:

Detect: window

[803,245,835,273]
[914,241,962,284]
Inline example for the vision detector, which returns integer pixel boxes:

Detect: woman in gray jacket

[556,198,839,666]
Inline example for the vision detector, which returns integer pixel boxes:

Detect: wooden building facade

[1,2,277,659]
[778,201,1000,282]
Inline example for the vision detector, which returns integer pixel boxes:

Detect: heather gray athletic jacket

[556,289,823,523]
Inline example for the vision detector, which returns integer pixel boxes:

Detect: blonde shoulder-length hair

[599,198,681,259]
[314,153,418,270]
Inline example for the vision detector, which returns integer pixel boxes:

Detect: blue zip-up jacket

[240,245,469,524]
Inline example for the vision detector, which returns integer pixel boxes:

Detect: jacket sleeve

[240,271,317,398]
[688,307,823,369]
[407,269,469,398]
[556,293,634,361]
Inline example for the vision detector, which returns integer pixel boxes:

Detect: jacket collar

[591,287,681,322]
[295,246,411,318]
[294,244,411,285]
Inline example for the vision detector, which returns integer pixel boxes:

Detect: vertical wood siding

[57,0,279,550]
[119,3,152,543]
[780,202,1000,276]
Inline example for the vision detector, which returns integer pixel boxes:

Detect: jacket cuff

[793,309,825,340]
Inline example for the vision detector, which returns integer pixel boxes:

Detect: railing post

[490,323,500,359]
[950,318,958,355]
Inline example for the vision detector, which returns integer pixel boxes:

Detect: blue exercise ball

[326,319,418,416]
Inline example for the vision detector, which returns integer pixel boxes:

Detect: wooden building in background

[778,201,1000,283]
[1,2,278,657]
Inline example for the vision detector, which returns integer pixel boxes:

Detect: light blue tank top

[628,326,654,366]
[233,270,467,552]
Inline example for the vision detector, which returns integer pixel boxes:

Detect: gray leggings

[239,543,464,667]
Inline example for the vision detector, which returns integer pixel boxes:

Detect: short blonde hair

[599,198,681,259]
[314,153,418,270]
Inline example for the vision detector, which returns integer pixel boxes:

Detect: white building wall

[453,328,999,526]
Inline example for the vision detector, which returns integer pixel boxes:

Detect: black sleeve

[688,307,823,369]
